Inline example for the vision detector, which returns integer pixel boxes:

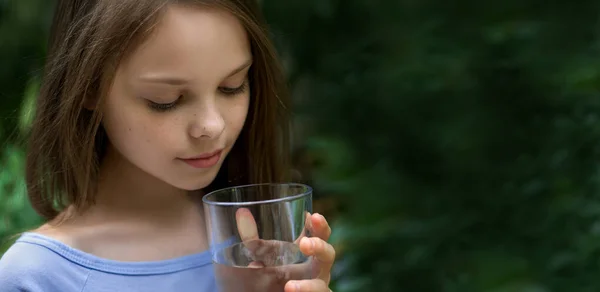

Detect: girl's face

[101,5,251,191]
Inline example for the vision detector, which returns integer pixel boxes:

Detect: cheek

[223,95,250,134]
[125,118,179,154]
[102,101,178,158]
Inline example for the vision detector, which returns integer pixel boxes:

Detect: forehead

[119,4,251,80]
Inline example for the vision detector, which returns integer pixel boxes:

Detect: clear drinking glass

[202,183,314,292]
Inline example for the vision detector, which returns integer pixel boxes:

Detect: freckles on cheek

[142,130,158,146]
[141,121,175,149]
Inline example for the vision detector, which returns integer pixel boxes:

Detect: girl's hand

[235,209,336,292]
[284,213,335,292]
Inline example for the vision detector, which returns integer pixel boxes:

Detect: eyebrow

[138,59,253,85]
[226,59,253,78]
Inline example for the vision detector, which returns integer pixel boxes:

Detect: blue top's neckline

[17,232,213,275]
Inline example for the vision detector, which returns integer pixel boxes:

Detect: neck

[83,145,204,227]
[38,145,210,261]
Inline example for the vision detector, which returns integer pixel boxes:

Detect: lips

[179,149,223,168]
[186,149,223,160]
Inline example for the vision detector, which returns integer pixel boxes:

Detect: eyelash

[148,98,179,112]
[147,82,248,112]
[220,82,248,96]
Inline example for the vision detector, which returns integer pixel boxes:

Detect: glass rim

[202,183,313,207]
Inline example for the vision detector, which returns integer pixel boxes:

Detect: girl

[0,0,336,291]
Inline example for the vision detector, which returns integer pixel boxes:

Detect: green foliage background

[4,1,600,291]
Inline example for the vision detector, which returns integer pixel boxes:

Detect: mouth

[179,149,223,169]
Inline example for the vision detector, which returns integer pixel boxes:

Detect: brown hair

[26,0,291,221]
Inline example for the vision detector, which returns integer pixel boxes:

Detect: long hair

[26,0,290,220]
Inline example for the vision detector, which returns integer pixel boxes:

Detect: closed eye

[147,95,181,112]
[219,82,248,96]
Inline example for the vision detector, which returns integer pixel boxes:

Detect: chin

[174,177,217,191]
[171,170,221,191]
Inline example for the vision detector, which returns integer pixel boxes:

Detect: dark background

[3,1,600,291]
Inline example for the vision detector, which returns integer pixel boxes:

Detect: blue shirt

[0,232,218,292]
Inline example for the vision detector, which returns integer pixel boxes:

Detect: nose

[188,103,225,139]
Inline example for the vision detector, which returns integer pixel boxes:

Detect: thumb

[236,208,261,253]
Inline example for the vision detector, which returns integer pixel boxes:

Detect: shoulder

[0,233,90,292]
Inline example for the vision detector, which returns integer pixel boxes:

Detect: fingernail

[236,209,256,240]
[289,281,300,291]
[238,217,254,240]
[309,238,315,253]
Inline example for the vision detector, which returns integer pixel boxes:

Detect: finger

[266,256,313,280]
[294,211,312,245]
[236,208,263,255]
[284,279,328,292]
[236,208,259,242]
[250,239,295,265]
[310,213,331,241]
[299,237,335,282]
